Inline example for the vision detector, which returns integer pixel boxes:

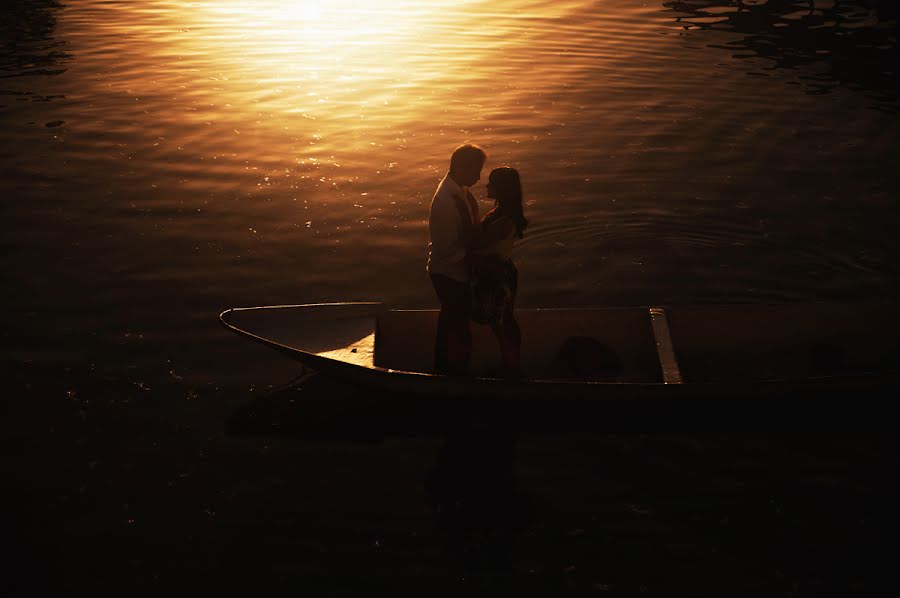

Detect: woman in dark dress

[470,167,528,378]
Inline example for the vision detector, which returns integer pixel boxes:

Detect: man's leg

[431,274,471,375]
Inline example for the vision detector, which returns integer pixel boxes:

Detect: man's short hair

[450,144,487,171]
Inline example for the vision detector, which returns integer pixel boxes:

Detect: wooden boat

[219,302,900,400]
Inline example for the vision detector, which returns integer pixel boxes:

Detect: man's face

[458,160,484,188]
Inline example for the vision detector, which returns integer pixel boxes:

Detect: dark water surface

[2,0,898,593]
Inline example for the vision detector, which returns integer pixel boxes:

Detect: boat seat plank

[650,307,682,384]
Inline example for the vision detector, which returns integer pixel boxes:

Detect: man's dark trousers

[430,273,471,375]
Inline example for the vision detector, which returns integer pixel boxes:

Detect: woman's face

[486,180,498,200]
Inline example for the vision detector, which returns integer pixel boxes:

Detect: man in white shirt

[427,144,487,375]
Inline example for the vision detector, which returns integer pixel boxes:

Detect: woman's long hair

[486,166,528,239]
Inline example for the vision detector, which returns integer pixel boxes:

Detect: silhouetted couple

[426,144,529,378]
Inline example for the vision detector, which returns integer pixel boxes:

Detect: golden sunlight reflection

[64,0,653,159]
[187,0,593,125]
[199,0,485,76]
[58,0,668,237]
[203,0,451,47]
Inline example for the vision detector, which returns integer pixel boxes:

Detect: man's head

[449,144,487,188]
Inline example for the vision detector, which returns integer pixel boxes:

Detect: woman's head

[486,167,519,201]
[486,166,528,238]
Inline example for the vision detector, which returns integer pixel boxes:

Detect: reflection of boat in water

[220,302,899,400]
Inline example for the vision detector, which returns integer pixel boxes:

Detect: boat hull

[220,302,900,400]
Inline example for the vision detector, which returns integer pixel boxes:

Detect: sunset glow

[170,0,591,142]
[200,0,468,52]
[187,0,491,120]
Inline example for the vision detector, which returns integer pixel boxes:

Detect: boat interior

[666,303,900,382]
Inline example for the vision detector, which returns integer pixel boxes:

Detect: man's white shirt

[426,174,476,283]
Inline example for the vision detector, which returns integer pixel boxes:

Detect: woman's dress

[470,216,517,326]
